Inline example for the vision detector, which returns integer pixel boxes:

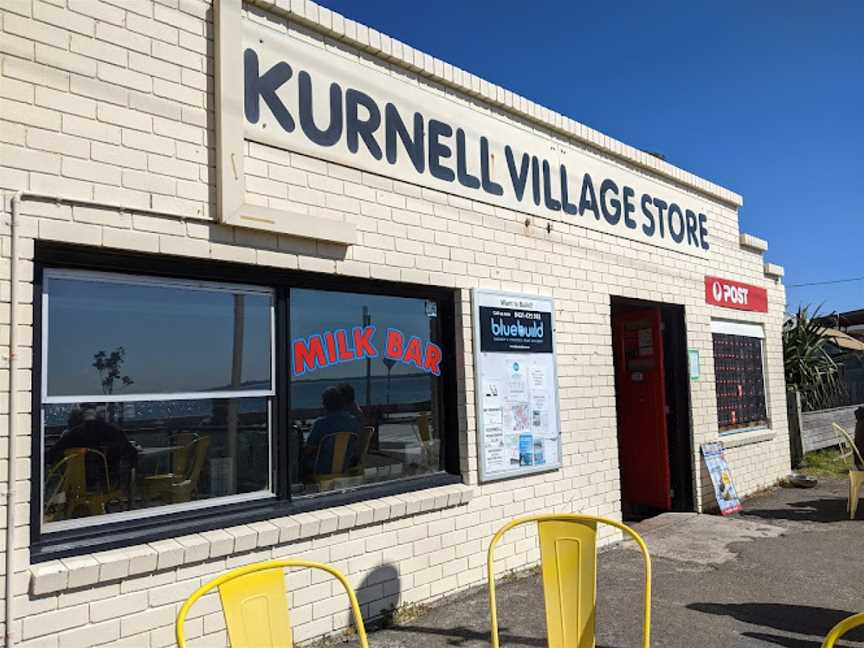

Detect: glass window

[712,333,768,433]
[289,288,445,495]
[41,270,274,530]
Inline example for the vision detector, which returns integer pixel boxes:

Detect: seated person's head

[337,383,356,408]
[321,386,344,414]
[67,407,85,429]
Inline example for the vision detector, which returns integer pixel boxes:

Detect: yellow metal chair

[175,559,369,648]
[312,431,359,483]
[45,448,119,521]
[487,514,652,648]
[143,435,210,504]
[832,423,864,519]
[821,611,864,647]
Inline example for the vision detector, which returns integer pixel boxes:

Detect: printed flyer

[701,442,743,515]
[474,290,561,481]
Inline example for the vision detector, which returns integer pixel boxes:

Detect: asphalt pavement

[342,478,864,647]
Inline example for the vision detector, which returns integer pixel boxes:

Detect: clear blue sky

[317,0,863,315]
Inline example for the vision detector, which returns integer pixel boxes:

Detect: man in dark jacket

[47,405,138,492]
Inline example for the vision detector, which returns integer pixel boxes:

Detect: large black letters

[480,137,503,196]
[298,71,342,146]
[456,129,480,189]
[385,103,425,172]
[244,49,294,133]
[599,178,621,225]
[622,186,637,229]
[579,174,600,219]
[641,193,655,236]
[542,160,561,211]
[428,120,455,182]
[560,165,578,215]
[346,89,383,159]
[242,49,713,254]
[506,147,530,201]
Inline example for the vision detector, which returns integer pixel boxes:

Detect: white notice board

[473,289,562,482]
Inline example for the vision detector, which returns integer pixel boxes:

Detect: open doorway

[611,297,694,519]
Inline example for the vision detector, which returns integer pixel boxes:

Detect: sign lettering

[242,22,718,258]
[705,276,768,312]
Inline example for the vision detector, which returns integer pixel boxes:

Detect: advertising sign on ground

[701,442,743,515]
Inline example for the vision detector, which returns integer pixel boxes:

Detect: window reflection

[41,270,275,529]
[290,289,443,495]
[43,398,270,524]
[46,275,272,397]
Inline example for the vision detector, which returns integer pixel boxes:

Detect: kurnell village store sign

[216,1,716,257]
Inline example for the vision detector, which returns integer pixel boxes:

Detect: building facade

[0,0,788,646]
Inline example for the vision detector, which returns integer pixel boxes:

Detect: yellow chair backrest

[173,431,197,477]
[46,448,112,518]
[487,514,652,648]
[833,423,864,466]
[175,559,369,648]
[315,431,358,476]
[184,436,210,483]
[822,611,864,647]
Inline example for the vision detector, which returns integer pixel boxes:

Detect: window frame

[710,320,771,435]
[31,242,461,562]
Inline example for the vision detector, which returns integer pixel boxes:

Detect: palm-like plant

[783,306,843,411]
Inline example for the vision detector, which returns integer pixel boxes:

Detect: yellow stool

[487,514,652,648]
[832,423,864,519]
[175,559,369,648]
[822,611,864,647]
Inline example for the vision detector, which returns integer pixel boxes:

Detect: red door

[613,307,672,510]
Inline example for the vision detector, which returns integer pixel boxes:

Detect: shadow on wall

[688,602,864,643]
[357,563,401,624]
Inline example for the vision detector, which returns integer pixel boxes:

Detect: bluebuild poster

[701,442,742,515]
[473,289,562,482]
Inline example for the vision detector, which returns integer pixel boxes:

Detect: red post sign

[705,276,768,312]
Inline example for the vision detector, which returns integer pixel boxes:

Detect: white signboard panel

[473,290,561,482]
[240,19,715,257]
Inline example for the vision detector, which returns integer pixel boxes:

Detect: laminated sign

[473,290,561,481]
[701,442,742,515]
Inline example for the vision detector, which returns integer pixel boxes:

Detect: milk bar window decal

[288,289,446,497]
[291,327,443,377]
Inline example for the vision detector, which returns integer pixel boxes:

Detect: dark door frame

[611,297,695,513]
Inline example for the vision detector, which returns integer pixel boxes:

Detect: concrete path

[344,478,864,647]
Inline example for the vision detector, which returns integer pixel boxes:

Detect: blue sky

[317,0,863,315]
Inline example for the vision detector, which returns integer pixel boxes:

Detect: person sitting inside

[337,382,366,426]
[304,387,360,479]
[47,405,138,499]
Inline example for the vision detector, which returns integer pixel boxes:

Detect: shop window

[40,270,274,531]
[288,288,445,495]
[711,320,769,433]
[34,249,458,554]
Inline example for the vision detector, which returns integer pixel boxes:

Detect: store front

[1,0,789,645]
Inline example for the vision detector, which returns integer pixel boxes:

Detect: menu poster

[474,290,562,481]
[701,442,742,515]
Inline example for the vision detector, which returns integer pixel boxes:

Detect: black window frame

[31,242,461,562]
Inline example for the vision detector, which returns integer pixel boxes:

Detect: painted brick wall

[0,0,789,646]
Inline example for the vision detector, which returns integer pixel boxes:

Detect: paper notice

[508,361,527,399]
[483,407,503,428]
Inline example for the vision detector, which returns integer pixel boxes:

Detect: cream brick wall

[0,0,789,645]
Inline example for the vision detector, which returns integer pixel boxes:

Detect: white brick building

[0,0,790,645]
